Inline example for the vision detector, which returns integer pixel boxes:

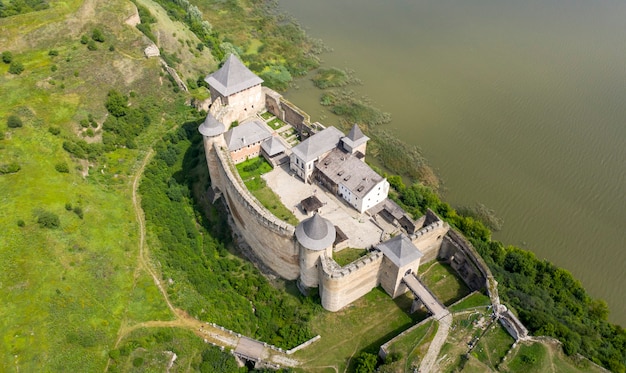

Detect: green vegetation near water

[385,174,626,372]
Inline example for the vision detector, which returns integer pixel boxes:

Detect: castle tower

[204,54,264,125]
[377,234,424,298]
[341,123,369,158]
[295,214,336,290]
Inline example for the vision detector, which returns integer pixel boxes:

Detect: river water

[278,0,626,325]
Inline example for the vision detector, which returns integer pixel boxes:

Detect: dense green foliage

[0,0,49,17]
[388,176,626,372]
[8,61,24,74]
[1,51,12,63]
[354,351,378,373]
[7,114,22,128]
[139,123,319,348]
[35,209,60,229]
[102,90,155,149]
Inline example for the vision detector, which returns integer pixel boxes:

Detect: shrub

[108,45,115,52]
[80,35,89,44]
[48,126,60,135]
[2,51,12,64]
[17,219,25,227]
[85,129,94,137]
[55,162,70,173]
[48,49,59,56]
[8,62,24,75]
[92,28,105,43]
[354,352,378,373]
[65,203,73,211]
[73,206,83,219]
[7,115,22,128]
[79,119,89,128]
[0,162,21,174]
[87,40,98,51]
[51,64,57,72]
[36,210,60,229]
[132,357,143,367]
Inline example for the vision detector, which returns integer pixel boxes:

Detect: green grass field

[333,248,368,267]
[294,287,429,372]
[419,260,471,305]
[0,0,202,370]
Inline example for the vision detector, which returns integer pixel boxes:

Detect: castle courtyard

[263,163,385,250]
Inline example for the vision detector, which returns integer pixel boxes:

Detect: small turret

[296,214,336,289]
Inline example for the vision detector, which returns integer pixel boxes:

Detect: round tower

[295,213,336,289]
[198,111,227,193]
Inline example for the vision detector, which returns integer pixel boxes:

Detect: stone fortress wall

[205,136,300,279]
[319,251,384,312]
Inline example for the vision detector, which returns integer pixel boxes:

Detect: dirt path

[419,313,452,373]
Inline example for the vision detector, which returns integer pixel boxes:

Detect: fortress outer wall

[319,252,384,312]
[205,137,300,279]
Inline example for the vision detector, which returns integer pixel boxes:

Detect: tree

[7,115,23,128]
[36,210,60,229]
[91,28,105,42]
[104,90,128,117]
[354,352,378,373]
[2,51,12,64]
[8,61,24,75]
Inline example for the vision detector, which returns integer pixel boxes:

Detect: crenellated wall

[319,252,384,312]
[411,212,450,263]
[206,139,300,279]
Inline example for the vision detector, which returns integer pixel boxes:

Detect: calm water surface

[278,0,626,325]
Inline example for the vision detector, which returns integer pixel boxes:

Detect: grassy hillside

[0,0,209,370]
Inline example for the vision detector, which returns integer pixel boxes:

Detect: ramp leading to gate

[402,274,449,319]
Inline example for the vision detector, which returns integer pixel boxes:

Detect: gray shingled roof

[205,54,263,97]
[261,136,286,156]
[224,120,272,151]
[342,123,369,150]
[291,126,344,163]
[198,112,226,137]
[295,213,336,251]
[377,234,423,267]
[316,148,384,198]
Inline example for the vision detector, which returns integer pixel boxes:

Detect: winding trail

[105,150,240,372]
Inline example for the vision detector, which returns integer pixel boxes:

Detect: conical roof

[342,123,369,149]
[198,112,226,137]
[204,54,263,97]
[295,213,336,251]
[377,234,423,267]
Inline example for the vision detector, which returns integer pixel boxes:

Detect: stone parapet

[319,252,383,311]
[209,142,299,279]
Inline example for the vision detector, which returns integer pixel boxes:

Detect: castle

[199,55,488,312]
